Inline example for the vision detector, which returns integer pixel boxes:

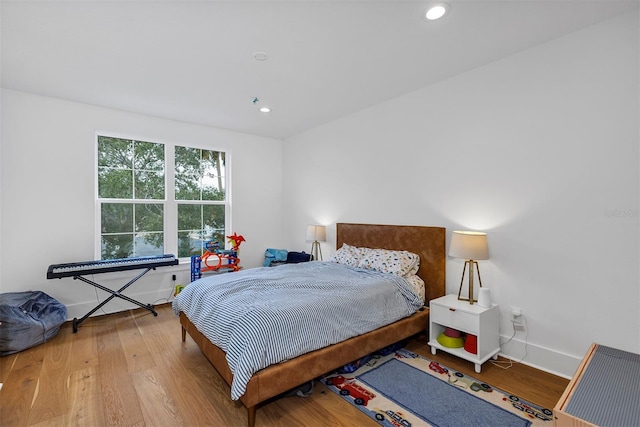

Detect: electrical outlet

[511,307,523,320]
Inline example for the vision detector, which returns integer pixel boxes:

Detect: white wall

[282,11,639,377]
[0,90,284,319]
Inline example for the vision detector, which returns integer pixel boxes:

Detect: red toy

[324,375,376,406]
[200,233,246,273]
[227,232,246,251]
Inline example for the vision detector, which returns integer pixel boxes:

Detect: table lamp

[449,231,489,305]
[306,225,326,261]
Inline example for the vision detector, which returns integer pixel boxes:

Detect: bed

[176,223,446,426]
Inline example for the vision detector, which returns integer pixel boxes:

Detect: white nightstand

[428,294,500,373]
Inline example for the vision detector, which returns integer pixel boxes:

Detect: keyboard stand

[72,267,157,333]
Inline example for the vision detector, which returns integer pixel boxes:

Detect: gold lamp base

[457,260,483,305]
[310,240,323,261]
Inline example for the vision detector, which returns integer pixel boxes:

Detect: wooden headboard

[336,223,446,303]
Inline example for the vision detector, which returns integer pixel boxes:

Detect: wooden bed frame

[179,223,446,426]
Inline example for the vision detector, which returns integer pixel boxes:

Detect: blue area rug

[321,349,553,427]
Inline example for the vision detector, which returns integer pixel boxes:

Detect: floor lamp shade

[449,231,489,304]
[306,225,327,242]
[306,225,326,261]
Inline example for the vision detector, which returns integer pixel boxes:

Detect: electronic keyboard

[47,254,178,279]
[46,254,179,333]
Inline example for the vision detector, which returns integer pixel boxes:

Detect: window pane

[134,232,163,256]
[98,137,132,169]
[134,141,164,171]
[135,171,164,199]
[202,181,224,201]
[178,204,201,230]
[98,136,133,199]
[178,230,202,258]
[98,169,133,199]
[177,203,225,257]
[202,150,225,201]
[175,146,200,173]
[133,140,164,200]
[204,205,225,237]
[175,145,201,200]
[175,171,200,200]
[101,203,133,233]
[102,234,134,259]
[207,227,226,248]
[135,204,163,232]
[135,204,164,255]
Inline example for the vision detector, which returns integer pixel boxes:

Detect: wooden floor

[1,304,569,427]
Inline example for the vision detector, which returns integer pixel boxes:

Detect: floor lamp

[449,231,489,305]
[306,225,326,261]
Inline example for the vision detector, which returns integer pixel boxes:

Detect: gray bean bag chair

[0,291,67,356]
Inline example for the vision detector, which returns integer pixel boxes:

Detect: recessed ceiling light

[253,51,268,61]
[259,106,271,113]
[425,3,450,21]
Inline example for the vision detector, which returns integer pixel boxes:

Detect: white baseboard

[499,334,581,379]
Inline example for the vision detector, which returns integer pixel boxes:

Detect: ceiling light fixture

[425,3,450,20]
[253,51,268,61]
[259,106,271,113]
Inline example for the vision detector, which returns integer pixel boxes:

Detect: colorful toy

[191,233,246,280]
[504,395,553,421]
[372,409,413,427]
[324,375,376,406]
[190,255,201,282]
[227,232,246,251]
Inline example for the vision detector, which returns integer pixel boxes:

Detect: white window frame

[95,132,231,261]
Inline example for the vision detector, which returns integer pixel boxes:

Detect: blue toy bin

[0,291,67,356]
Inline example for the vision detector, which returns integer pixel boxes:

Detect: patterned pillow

[357,248,420,277]
[328,243,365,267]
[404,274,425,303]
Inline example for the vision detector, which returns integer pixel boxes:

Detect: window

[97,135,228,260]
[175,146,227,258]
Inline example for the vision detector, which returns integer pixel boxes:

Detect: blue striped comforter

[172,261,422,400]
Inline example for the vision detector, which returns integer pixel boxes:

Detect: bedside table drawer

[430,304,478,334]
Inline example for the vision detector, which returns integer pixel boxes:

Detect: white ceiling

[2,1,638,139]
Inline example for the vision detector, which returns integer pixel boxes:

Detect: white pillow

[328,243,365,267]
[357,248,420,277]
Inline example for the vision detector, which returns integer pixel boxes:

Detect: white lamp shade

[306,225,327,242]
[449,231,489,260]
